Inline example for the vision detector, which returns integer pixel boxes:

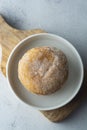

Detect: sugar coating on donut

[18,46,68,95]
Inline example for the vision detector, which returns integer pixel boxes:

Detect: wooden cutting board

[0,15,87,122]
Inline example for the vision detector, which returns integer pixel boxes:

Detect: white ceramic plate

[6,33,84,110]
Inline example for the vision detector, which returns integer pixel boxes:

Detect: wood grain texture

[0,16,87,122]
[0,15,44,75]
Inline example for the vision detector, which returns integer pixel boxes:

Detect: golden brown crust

[18,47,68,95]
